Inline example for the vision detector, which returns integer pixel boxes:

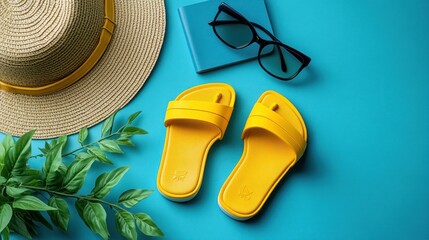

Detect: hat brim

[0,0,166,139]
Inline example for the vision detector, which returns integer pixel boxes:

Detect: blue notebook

[179,0,273,73]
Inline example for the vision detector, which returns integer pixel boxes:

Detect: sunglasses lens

[259,43,304,80]
[213,11,253,48]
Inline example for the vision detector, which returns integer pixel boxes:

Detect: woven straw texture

[0,0,166,139]
[0,1,104,87]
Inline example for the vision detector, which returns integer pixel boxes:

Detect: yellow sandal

[218,90,307,220]
[157,83,236,201]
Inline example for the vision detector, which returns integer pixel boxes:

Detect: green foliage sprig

[0,111,163,240]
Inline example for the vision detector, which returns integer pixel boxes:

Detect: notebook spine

[178,7,202,72]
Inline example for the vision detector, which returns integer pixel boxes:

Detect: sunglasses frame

[209,2,311,81]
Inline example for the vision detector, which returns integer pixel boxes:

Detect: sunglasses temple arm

[250,22,308,66]
[248,22,288,71]
[272,44,287,72]
[209,20,288,72]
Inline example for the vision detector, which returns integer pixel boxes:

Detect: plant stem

[61,133,118,157]
[30,132,120,159]
[21,184,128,212]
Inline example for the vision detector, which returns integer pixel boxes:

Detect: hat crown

[0,0,104,87]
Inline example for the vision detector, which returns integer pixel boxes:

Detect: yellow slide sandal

[218,90,307,220]
[157,83,236,201]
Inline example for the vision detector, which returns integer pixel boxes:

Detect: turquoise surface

[5,0,429,239]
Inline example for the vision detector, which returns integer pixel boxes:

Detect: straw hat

[0,0,166,139]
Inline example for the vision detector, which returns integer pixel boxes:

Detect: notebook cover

[179,0,273,73]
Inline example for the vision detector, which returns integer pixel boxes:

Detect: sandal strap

[242,103,306,158]
[165,100,233,139]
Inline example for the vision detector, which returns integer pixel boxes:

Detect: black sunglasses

[209,2,311,81]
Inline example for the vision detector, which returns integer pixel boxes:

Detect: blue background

[6,0,429,239]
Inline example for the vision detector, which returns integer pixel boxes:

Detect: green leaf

[58,163,67,176]
[122,126,148,136]
[76,151,92,160]
[134,213,164,237]
[101,111,117,136]
[78,127,89,144]
[1,226,10,240]
[39,140,53,156]
[115,210,137,240]
[49,139,58,147]
[44,141,50,150]
[1,130,35,178]
[87,147,113,165]
[99,140,123,154]
[83,202,109,240]
[75,199,89,227]
[48,197,70,232]
[47,172,64,190]
[12,195,57,211]
[0,144,5,173]
[127,111,141,124]
[11,169,40,186]
[118,189,153,208]
[38,147,48,155]
[24,179,43,187]
[0,204,12,232]
[7,210,33,239]
[91,167,129,199]
[115,137,135,147]
[0,176,6,184]
[0,152,12,179]
[58,135,67,147]
[5,177,19,186]
[12,169,41,186]
[5,186,32,198]
[42,143,63,187]
[1,134,14,151]
[62,157,94,194]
